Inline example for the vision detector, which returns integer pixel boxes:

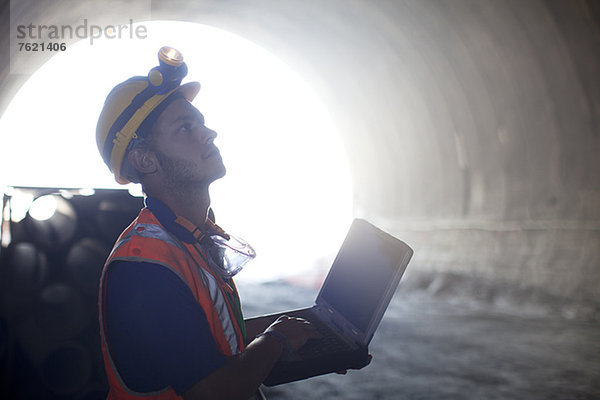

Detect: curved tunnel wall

[1,0,599,310]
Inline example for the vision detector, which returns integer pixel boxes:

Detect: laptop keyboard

[288,310,353,358]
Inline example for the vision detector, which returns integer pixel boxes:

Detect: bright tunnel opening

[0,20,353,282]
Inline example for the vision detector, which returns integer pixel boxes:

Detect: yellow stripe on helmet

[109,86,179,184]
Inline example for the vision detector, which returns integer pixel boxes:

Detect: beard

[153,149,225,195]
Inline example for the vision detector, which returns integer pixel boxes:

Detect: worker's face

[150,97,226,188]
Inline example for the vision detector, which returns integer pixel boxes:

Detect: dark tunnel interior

[0,0,598,399]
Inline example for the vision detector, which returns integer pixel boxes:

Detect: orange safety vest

[98,208,246,400]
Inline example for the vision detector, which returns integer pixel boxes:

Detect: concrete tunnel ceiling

[1,1,599,312]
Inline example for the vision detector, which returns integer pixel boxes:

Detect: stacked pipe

[0,187,144,399]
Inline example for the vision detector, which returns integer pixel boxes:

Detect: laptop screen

[318,219,406,333]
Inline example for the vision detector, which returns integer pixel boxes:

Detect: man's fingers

[299,320,323,339]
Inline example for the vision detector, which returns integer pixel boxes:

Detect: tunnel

[0,0,599,399]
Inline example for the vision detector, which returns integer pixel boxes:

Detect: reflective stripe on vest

[110,223,187,257]
[193,253,241,355]
[99,209,245,399]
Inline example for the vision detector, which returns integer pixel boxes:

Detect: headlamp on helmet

[148,46,188,94]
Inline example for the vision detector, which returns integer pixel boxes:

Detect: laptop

[247,218,414,386]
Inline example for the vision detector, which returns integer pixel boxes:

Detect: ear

[127,147,158,175]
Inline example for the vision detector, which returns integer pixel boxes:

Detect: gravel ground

[236,281,600,400]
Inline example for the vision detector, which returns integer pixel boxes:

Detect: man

[96,47,320,400]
